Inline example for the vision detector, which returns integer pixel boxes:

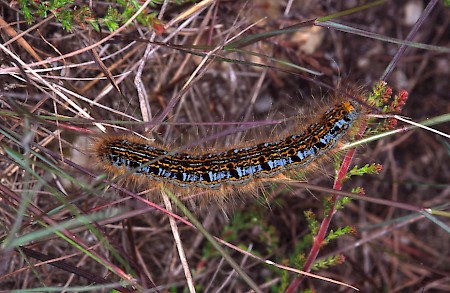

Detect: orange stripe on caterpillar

[95,101,360,189]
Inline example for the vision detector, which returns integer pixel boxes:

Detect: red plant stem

[286,113,368,293]
[285,149,356,293]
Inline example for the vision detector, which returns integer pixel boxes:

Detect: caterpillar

[94,100,361,192]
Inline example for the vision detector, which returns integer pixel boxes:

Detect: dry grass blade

[162,192,196,293]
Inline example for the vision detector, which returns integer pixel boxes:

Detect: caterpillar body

[94,100,361,191]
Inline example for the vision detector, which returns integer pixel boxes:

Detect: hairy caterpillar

[94,100,362,195]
